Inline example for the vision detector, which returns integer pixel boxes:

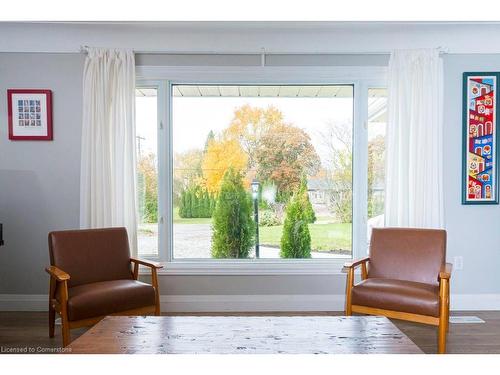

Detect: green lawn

[171,207,352,253]
[259,222,352,253]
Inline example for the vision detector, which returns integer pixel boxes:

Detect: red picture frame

[7,89,53,141]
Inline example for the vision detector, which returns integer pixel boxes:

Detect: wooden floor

[1,311,499,354]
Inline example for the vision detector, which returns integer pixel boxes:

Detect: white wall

[0,53,84,294]
[442,54,500,294]
[0,22,499,311]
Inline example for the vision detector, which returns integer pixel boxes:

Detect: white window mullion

[157,80,170,263]
[352,81,369,260]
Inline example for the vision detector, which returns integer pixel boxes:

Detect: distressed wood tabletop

[66,315,422,354]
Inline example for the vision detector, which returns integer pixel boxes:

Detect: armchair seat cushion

[351,278,440,317]
[62,279,156,321]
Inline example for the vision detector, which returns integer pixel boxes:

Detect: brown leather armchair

[344,228,452,354]
[45,227,163,346]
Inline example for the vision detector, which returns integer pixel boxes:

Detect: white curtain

[80,47,138,255]
[385,49,444,228]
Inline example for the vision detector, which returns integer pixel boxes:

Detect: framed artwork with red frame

[7,89,53,141]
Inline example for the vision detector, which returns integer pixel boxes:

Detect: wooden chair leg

[61,315,70,347]
[446,287,451,333]
[152,268,161,316]
[59,280,71,347]
[438,278,449,354]
[345,268,354,316]
[49,276,56,338]
[49,304,55,338]
[438,319,446,354]
[48,276,56,338]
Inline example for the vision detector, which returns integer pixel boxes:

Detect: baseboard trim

[1,293,500,312]
[450,294,500,311]
[0,294,47,311]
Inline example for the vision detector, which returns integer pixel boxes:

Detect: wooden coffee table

[66,315,422,354]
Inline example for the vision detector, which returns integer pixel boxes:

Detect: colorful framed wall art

[7,89,53,141]
[462,72,499,204]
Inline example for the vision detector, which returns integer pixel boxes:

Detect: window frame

[366,87,389,233]
[136,65,387,275]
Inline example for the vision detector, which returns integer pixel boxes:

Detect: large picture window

[135,65,387,271]
[171,85,354,260]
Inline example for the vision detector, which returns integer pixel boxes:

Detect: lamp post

[251,180,260,258]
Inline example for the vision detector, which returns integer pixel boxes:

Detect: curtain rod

[80,45,449,56]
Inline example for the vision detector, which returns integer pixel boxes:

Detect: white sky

[136,95,355,166]
[135,96,158,155]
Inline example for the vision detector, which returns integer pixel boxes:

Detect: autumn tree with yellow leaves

[224,105,284,169]
[223,105,320,199]
[176,104,320,202]
[201,137,248,194]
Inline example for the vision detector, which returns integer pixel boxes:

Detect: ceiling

[137,85,387,98]
[136,85,387,121]
[3,22,500,54]
[138,85,359,98]
[15,21,500,30]
[174,85,354,98]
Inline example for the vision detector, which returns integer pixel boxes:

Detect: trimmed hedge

[179,186,216,218]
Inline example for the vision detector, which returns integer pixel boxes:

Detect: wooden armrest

[45,266,70,281]
[130,257,163,269]
[343,257,370,272]
[439,262,453,280]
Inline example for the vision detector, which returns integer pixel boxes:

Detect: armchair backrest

[48,227,133,288]
[368,228,446,286]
